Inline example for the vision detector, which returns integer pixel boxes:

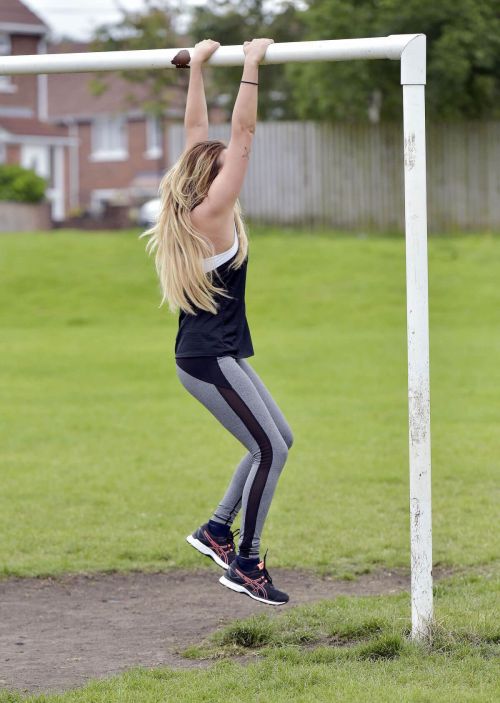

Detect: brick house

[0,0,228,225]
[0,0,74,221]
[46,40,187,220]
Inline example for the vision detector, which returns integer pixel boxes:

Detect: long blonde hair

[139,139,249,315]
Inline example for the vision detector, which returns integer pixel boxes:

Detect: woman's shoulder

[190,204,236,255]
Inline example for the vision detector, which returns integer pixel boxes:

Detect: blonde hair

[139,139,249,316]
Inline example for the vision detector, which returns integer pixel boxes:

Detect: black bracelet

[241,80,258,85]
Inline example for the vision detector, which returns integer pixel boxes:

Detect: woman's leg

[237,357,294,449]
[175,355,291,559]
[208,357,294,525]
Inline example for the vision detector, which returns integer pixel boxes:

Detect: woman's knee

[272,434,290,466]
[281,425,294,449]
[252,433,289,467]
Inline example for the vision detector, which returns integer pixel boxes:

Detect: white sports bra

[202,224,238,273]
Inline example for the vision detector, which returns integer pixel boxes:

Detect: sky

[22,1,306,42]
[22,0,198,40]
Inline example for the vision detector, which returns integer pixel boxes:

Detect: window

[145,115,163,159]
[0,33,10,54]
[0,33,16,93]
[21,145,50,179]
[90,115,128,161]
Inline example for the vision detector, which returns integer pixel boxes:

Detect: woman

[141,38,293,606]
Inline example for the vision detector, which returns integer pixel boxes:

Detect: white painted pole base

[402,82,434,642]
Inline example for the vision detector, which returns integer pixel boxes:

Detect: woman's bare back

[190,203,236,255]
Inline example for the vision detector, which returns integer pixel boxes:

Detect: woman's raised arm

[202,38,274,217]
[183,39,220,151]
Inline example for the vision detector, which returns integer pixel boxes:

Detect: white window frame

[20,143,51,179]
[144,114,163,159]
[90,114,128,162]
[0,33,17,93]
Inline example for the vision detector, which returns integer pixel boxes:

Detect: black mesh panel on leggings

[216,385,273,557]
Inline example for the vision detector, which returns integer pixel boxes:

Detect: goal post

[0,34,433,642]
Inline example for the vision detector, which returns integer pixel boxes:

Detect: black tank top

[174,244,254,359]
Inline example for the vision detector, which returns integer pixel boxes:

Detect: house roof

[0,0,48,32]
[47,40,186,122]
[0,117,69,138]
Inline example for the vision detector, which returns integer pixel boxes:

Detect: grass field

[2,570,499,702]
[0,226,498,701]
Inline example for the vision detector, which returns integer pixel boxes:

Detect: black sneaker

[186,522,239,569]
[219,549,289,605]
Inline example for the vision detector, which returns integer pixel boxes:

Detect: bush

[0,163,46,203]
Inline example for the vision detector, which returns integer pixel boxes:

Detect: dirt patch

[0,564,457,694]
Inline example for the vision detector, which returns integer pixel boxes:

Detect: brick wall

[1,35,40,115]
[76,117,167,209]
[0,201,51,232]
[6,144,20,162]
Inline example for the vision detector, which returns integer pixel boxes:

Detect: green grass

[1,569,498,701]
[0,227,499,578]
[0,226,499,701]
[181,566,499,661]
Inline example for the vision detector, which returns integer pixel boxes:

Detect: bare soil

[0,564,457,695]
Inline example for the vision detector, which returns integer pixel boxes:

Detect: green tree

[89,0,184,116]
[90,0,308,119]
[189,0,309,119]
[285,0,500,122]
[0,164,46,203]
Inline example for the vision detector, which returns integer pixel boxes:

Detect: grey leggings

[175,355,293,558]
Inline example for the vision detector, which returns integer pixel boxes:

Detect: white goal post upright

[0,34,433,641]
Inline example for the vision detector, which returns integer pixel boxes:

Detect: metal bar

[0,35,420,75]
[0,31,434,643]
[401,34,434,641]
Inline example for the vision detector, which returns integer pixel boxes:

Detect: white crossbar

[0,35,420,74]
